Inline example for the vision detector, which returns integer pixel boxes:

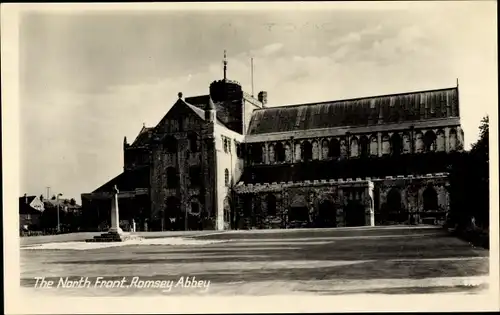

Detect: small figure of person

[132,219,136,232]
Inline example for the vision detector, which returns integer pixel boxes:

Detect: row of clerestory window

[248,129,460,164]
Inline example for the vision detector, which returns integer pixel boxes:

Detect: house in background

[19,194,44,230]
[43,198,82,215]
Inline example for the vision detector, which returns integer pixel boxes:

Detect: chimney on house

[24,193,28,204]
[258,91,268,106]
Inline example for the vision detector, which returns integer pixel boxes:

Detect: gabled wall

[149,101,207,230]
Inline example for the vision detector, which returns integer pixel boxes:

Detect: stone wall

[234,180,376,229]
[375,175,450,225]
[234,174,449,229]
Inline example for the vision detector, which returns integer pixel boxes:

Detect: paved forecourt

[20,225,489,296]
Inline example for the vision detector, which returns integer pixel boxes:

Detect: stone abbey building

[81,59,464,231]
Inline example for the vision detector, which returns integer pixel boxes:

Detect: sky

[18,2,497,203]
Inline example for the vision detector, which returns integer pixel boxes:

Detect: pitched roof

[182,98,230,129]
[19,196,42,215]
[92,166,150,193]
[19,195,36,204]
[184,101,206,120]
[247,87,459,135]
[185,95,210,110]
[131,126,153,147]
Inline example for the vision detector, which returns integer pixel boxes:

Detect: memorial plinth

[86,185,144,243]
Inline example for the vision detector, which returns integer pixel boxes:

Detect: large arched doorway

[316,199,337,228]
[288,194,309,227]
[422,185,439,225]
[344,200,365,227]
[386,188,405,223]
[423,186,438,211]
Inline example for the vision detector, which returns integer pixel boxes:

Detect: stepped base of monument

[85,231,144,243]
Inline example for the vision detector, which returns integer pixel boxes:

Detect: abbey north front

[81,58,465,231]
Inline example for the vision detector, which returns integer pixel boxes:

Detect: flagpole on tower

[251,57,255,97]
[223,50,227,81]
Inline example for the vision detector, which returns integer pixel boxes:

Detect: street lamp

[56,193,63,233]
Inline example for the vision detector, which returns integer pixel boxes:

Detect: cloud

[328,24,383,47]
[247,43,284,57]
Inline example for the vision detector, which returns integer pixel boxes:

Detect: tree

[470,116,489,227]
[51,195,56,200]
[471,116,489,157]
[448,116,489,229]
[69,198,76,206]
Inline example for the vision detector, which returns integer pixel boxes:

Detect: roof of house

[19,196,42,215]
[180,98,229,129]
[44,199,81,208]
[185,95,210,110]
[92,165,150,193]
[247,87,459,135]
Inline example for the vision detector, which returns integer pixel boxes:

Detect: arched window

[359,136,369,158]
[266,194,277,216]
[369,135,378,156]
[423,185,438,211]
[302,141,313,161]
[415,132,424,153]
[224,169,230,186]
[329,138,340,158]
[163,136,177,153]
[166,167,179,188]
[436,130,445,152]
[350,137,359,158]
[251,144,262,163]
[390,133,402,155]
[312,141,320,160]
[275,142,285,162]
[340,139,348,157]
[381,134,390,155]
[424,130,437,152]
[284,143,292,162]
[223,138,229,153]
[268,144,275,163]
[188,133,198,152]
[449,129,458,151]
[402,132,411,154]
[321,140,329,159]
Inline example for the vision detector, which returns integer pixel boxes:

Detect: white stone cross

[109,185,123,234]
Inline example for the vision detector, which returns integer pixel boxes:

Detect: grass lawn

[20,225,489,296]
